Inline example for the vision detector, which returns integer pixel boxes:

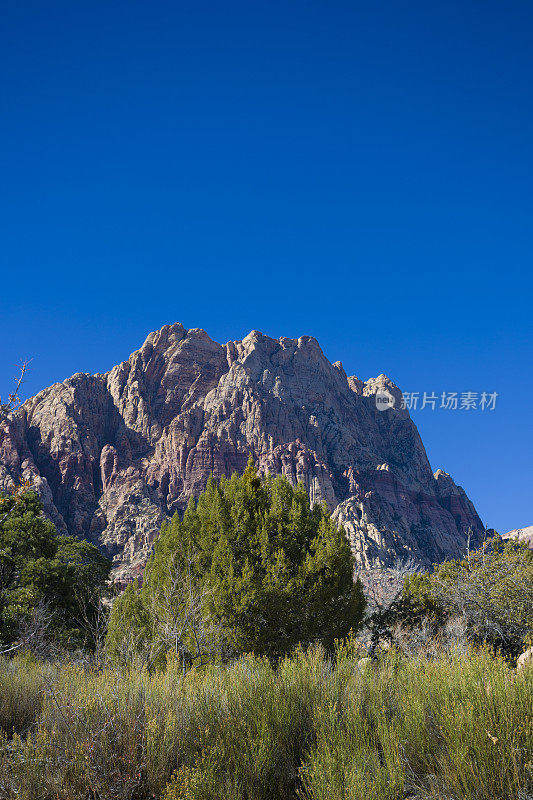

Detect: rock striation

[0,323,485,579]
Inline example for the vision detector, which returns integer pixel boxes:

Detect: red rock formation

[0,323,485,578]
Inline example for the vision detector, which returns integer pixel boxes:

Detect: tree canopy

[0,490,111,651]
[107,460,365,664]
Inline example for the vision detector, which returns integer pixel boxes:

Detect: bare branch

[146,550,223,673]
[357,557,420,657]
[0,359,31,416]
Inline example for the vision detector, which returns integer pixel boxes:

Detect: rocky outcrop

[517,646,533,670]
[503,525,533,549]
[0,323,485,579]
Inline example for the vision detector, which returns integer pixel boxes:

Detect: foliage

[401,570,443,622]
[358,558,420,657]
[0,653,57,735]
[0,646,531,800]
[108,459,365,663]
[105,580,152,666]
[401,535,533,658]
[0,491,111,651]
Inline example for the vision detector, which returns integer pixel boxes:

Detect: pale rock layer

[503,525,533,549]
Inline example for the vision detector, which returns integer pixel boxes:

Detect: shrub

[0,654,57,735]
[402,536,533,658]
[0,647,531,800]
[0,491,111,652]
[108,460,365,665]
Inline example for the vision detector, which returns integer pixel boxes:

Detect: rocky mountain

[0,323,484,579]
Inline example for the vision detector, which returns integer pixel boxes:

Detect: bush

[107,460,365,665]
[0,647,531,800]
[301,647,533,800]
[402,536,533,659]
[0,654,57,735]
[0,491,111,652]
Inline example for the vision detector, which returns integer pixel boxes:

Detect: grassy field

[0,646,531,800]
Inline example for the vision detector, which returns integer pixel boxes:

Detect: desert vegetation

[0,645,532,800]
[106,459,365,667]
[0,465,532,799]
[0,490,110,656]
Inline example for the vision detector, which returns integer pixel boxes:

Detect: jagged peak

[185,327,214,342]
[240,330,323,351]
[434,469,468,499]
[1,321,485,579]
[297,334,322,350]
[363,373,398,392]
[332,361,346,376]
[347,375,364,395]
[140,322,186,351]
[241,329,273,347]
[362,374,404,412]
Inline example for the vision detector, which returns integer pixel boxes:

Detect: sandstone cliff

[0,323,485,578]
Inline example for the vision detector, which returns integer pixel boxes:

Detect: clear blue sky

[1,1,531,533]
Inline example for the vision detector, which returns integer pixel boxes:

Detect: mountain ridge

[0,323,485,579]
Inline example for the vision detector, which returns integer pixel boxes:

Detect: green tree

[0,490,111,651]
[108,460,365,663]
[105,580,153,666]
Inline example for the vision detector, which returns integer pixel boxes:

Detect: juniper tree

[0,491,110,652]
[107,459,365,663]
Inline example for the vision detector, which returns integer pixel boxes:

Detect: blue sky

[1,0,531,533]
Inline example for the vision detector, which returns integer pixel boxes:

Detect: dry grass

[0,646,531,800]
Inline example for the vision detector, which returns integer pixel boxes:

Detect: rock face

[0,323,485,579]
[517,646,533,670]
[503,525,533,549]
